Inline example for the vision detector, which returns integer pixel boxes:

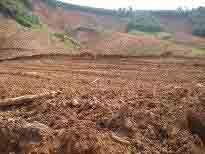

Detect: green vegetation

[0,0,78,50]
[129,30,172,40]
[31,24,79,49]
[127,14,162,33]
[43,0,60,8]
[152,9,189,17]
[127,40,166,56]
[191,47,205,56]
[15,11,39,27]
[125,7,205,38]
[0,0,40,27]
[190,7,205,37]
[50,32,79,49]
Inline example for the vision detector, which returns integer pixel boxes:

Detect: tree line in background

[115,7,189,34]
[127,13,162,33]
[43,0,205,37]
[190,7,205,37]
[119,7,205,37]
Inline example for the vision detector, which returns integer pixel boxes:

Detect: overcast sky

[60,0,205,10]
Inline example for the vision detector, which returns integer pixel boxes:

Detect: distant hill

[31,0,194,34]
[0,0,199,36]
[42,0,118,16]
[0,0,204,58]
[31,0,127,32]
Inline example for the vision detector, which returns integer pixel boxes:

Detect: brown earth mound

[0,20,74,60]
[1,31,51,50]
[0,19,18,38]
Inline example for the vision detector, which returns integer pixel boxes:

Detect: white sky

[60,0,205,10]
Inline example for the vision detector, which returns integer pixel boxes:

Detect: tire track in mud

[1,56,205,86]
[0,55,204,93]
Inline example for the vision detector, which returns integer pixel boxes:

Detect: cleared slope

[32,0,127,32]
[0,19,78,60]
[81,32,197,57]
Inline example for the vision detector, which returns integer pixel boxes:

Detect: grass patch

[31,26,79,50]
[191,47,205,56]
[50,32,77,49]
[129,30,172,40]
[127,14,162,33]
[31,24,49,32]
[129,30,158,36]
[127,42,169,56]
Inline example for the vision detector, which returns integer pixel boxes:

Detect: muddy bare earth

[0,55,204,153]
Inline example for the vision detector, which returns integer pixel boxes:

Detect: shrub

[192,24,205,37]
[15,11,40,27]
[0,0,40,27]
[127,14,162,33]
[190,7,205,37]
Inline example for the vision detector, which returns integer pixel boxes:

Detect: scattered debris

[71,98,80,107]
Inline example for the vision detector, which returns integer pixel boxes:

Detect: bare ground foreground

[0,54,204,153]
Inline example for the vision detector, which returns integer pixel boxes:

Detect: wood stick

[0,91,60,107]
[110,133,131,145]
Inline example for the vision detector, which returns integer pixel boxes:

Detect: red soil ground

[157,15,192,34]
[0,8,205,154]
[83,32,162,55]
[0,55,204,153]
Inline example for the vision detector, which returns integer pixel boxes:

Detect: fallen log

[0,91,60,107]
